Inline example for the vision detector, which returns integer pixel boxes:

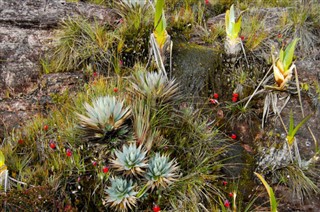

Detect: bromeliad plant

[146,153,179,190]
[111,143,148,176]
[105,177,138,211]
[225,4,243,55]
[272,38,299,90]
[129,68,180,106]
[76,95,131,143]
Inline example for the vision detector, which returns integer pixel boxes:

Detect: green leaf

[229,4,235,23]
[254,172,278,212]
[232,15,242,39]
[154,0,167,48]
[279,49,284,62]
[287,113,312,145]
[225,10,231,35]
[283,38,299,72]
[0,150,5,167]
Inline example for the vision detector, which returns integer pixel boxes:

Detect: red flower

[113,87,119,93]
[66,149,72,157]
[43,125,49,131]
[222,181,228,186]
[103,166,109,173]
[209,99,218,104]
[224,200,230,208]
[92,161,97,166]
[93,72,98,77]
[232,93,239,98]
[49,141,56,150]
[153,204,161,212]
[277,33,282,38]
[231,133,237,140]
[213,93,219,99]
[18,139,24,144]
[232,96,238,102]
[240,35,245,41]
[229,192,233,197]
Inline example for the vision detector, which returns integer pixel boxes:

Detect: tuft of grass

[47,17,119,73]
[278,3,320,55]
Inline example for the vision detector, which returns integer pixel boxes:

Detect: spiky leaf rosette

[146,153,179,190]
[77,95,131,143]
[105,177,137,212]
[133,101,164,151]
[129,69,180,106]
[111,143,148,176]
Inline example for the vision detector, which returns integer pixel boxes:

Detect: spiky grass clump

[162,107,226,211]
[115,1,153,67]
[111,143,148,176]
[105,177,138,212]
[129,69,180,106]
[279,3,319,55]
[146,153,179,190]
[48,17,119,73]
[77,95,131,142]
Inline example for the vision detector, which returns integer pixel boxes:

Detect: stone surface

[0,0,114,139]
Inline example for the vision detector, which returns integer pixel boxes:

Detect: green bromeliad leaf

[225,4,243,40]
[0,150,5,168]
[154,0,167,48]
[286,110,311,146]
[283,38,299,73]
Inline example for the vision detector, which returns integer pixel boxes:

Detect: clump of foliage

[0,66,228,211]
[47,17,119,73]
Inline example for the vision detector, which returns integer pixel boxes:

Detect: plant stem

[244,66,272,109]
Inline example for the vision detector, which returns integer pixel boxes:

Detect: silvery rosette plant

[76,95,131,142]
[121,0,147,8]
[129,69,179,106]
[105,177,137,212]
[111,143,148,176]
[146,153,179,190]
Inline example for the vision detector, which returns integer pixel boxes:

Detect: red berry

[231,133,237,140]
[49,142,56,149]
[153,204,161,212]
[43,125,49,131]
[232,93,239,98]
[18,139,24,144]
[66,149,72,157]
[209,99,218,104]
[93,72,98,77]
[103,166,109,173]
[113,87,119,93]
[205,0,209,5]
[240,35,245,41]
[213,93,219,99]
[232,97,238,102]
[222,181,228,186]
[92,161,97,166]
[277,33,282,38]
[224,200,230,208]
[229,192,233,197]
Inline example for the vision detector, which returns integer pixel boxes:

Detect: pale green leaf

[254,172,278,212]
[283,38,299,72]
[0,151,5,167]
